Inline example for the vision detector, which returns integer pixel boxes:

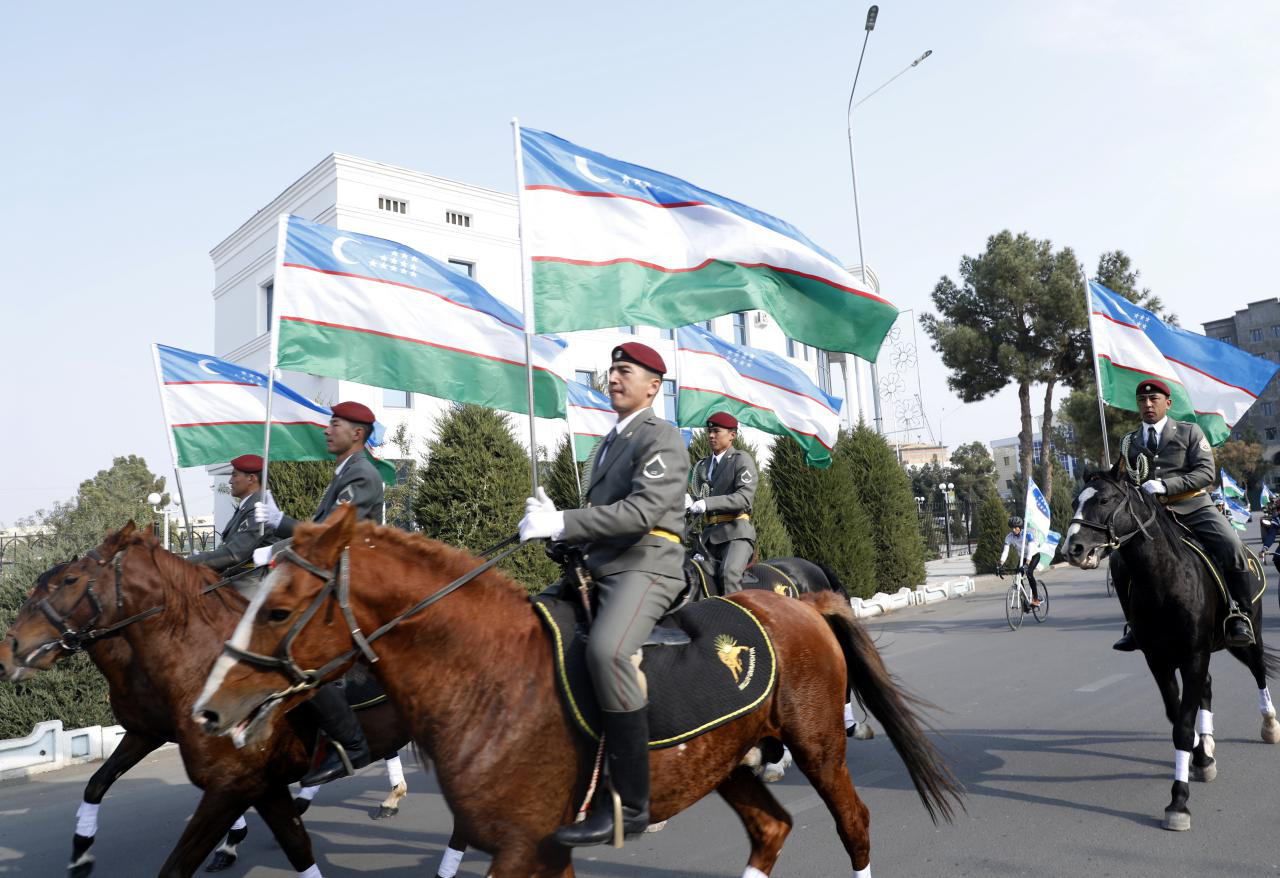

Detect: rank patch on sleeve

[643,454,667,479]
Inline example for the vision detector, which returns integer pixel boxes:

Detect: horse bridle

[1068,476,1159,551]
[218,535,524,702]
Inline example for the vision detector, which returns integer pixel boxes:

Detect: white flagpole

[512,117,540,493]
[259,215,288,534]
[1082,268,1112,467]
[150,344,193,550]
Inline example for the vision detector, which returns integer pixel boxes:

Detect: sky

[2,0,1277,524]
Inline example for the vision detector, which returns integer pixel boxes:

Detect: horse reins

[217,534,524,700]
[1068,476,1159,551]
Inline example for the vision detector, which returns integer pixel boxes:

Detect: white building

[210,153,854,524]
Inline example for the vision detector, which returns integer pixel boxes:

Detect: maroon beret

[229,454,263,474]
[707,412,739,430]
[1136,379,1171,398]
[330,401,376,425]
[611,341,666,376]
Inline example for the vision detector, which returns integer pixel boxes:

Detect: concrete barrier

[0,721,126,783]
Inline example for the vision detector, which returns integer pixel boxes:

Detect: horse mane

[112,529,244,628]
[1107,472,1196,564]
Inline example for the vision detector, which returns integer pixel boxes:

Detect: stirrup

[1224,608,1255,642]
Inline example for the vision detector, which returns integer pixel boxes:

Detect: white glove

[1141,479,1167,495]
[254,491,284,528]
[525,486,557,517]
[519,509,565,542]
[684,493,694,510]
[252,545,273,567]
[689,499,707,515]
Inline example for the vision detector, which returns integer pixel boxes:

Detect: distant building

[1203,300,1280,489]
[989,429,1077,500]
[894,442,950,468]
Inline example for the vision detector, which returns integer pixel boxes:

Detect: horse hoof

[644,820,668,833]
[205,851,237,872]
[293,797,311,816]
[1190,761,1217,783]
[760,763,786,783]
[851,721,875,740]
[1261,715,1280,744]
[1162,809,1191,832]
[68,857,95,878]
[371,805,399,820]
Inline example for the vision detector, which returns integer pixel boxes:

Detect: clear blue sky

[3,1,1276,523]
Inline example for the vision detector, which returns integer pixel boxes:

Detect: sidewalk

[925,554,975,584]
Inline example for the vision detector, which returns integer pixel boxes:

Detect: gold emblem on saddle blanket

[714,634,757,690]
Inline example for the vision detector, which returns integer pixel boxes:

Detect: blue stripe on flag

[567,379,610,411]
[676,325,843,414]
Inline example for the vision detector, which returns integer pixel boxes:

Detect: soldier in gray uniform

[255,401,385,784]
[1113,378,1255,651]
[687,411,757,594]
[519,341,689,847]
[188,454,277,575]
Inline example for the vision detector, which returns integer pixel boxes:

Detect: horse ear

[308,503,358,566]
[1110,454,1127,480]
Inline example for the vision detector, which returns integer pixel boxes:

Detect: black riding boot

[1224,570,1256,648]
[1112,569,1138,652]
[301,683,371,786]
[554,708,650,847]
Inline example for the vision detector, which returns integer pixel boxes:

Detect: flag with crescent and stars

[152,344,395,484]
[676,324,842,468]
[1089,281,1278,445]
[519,127,898,360]
[273,215,569,419]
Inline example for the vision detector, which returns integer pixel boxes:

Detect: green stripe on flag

[533,260,896,361]
[173,423,328,469]
[574,433,603,463]
[1096,358,1230,445]
[677,388,833,468]
[277,320,566,419]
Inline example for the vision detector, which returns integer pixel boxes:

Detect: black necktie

[597,429,617,467]
[707,458,716,481]
[1146,426,1158,456]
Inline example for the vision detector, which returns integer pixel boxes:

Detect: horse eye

[267,608,291,623]
[62,576,78,586]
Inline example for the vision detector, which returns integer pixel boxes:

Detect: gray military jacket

[692,449,758,545]
[275,452,385,538]
[189,490,277,573]
[1123,418,1216,514]
[561,409,689,580]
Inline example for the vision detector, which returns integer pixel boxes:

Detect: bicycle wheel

[1005,584,1024,630]
[1032,584,1050,622]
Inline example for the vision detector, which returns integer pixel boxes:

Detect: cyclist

[997,516,1041,607]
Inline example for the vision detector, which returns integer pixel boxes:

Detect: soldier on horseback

[188,454,278,575]
[254,400,385,785]
[1112,379,1256,651]
[518,341,689,847]
[687,412,758,594]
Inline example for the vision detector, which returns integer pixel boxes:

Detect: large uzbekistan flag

[676,325,842,467]
[274,216,568,418]
[152,344,395,484]
[520,128,898,360]
[1090,281,1278,445]
[567,380,614,462]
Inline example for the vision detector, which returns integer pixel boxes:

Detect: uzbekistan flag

[1021,478,1055,568]
[567,380,614,462]
[152,344,395,484]
[1221,468,1248,507]
[676,325,842,468]
[1090,282,1278,445]
[520,128,898,360]
[1261,483,1274,507]
[274,216,568,419]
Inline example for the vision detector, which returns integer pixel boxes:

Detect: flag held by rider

[1088,281,1279,445]
[676,324,843,468]
[519,127,899,360]
[273,215,569,419]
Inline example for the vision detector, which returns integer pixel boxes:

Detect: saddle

[532,593,776,749]
[684,554,799,599]
[341,662,389,710]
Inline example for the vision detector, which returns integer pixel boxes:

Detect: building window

[659,327,674,340]
[662,380,676,423]
[618,325,636,335]
[1221,335,1236,346]
[378,196,408,214]
[786,337,796,358]
[383,389,411,408]
[1268,427,1277,441]
[733,312,749,346]
[1272,325,1280,338]
[260,281,274,333]
[1264,402,1275,417]
[446,210,472,228]
[701,319,714,334]
[1253,328,1264,342]
[447,259,475,278]
[575,370,595,387]
[1003,456,1010,467]
[817,350,831,394]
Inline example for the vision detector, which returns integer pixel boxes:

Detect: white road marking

[1075,673,1130,693]
[0,808,29,816]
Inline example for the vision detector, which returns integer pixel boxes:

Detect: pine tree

[769,435,875,597]
[838,425,926,592]
[974,487,1010,574]
[266,460,333,522]
[545,433,585,511]
[685,431,794,560]
[413,404,558,592]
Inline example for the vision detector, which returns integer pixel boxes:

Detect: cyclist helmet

[1008,516,1023,529]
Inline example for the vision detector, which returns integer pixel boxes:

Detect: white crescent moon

[574,155,611,185]
[197,359,220,375]
[332,236,359,265]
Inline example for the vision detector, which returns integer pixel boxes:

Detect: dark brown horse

[0,523,409,877]
[195,505,962,877]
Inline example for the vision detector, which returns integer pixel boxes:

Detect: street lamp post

[845,3,933,435]
[939,482,954,558]
[148,492,170,552]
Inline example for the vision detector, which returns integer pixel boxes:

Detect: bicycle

[1003,565,1049,631]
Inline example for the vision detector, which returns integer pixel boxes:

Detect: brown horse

[0,523,409,878]
[195,505,962,877]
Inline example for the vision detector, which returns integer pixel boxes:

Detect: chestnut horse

[0,523,409,878]
[194,505,962,877]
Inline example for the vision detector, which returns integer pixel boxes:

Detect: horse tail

[804,591,964,824]
[410,740,433,777]
[812,560,846,594]
[1262,643,1280,681]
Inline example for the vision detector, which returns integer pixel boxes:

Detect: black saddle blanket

[342,663,387,710]
[532,595,776,749]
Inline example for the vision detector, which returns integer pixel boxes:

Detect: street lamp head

[146,492,163,507]
[865,5,879,31]
[912,49,933,66]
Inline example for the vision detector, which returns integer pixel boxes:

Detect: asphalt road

[3,558,1280,877]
